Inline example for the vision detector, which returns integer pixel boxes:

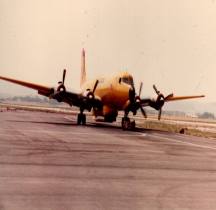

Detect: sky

[0,0,216,103]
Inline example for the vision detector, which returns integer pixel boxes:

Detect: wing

[0,75,80,106]
[141,95,205,106]
[0,76,52,94]
[165,95,205,102]
[140,94,204,120]
[140,98,151,107]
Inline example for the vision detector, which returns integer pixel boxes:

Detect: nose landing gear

[122,116,135,131]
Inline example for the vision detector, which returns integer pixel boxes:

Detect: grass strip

[137,121,216,139]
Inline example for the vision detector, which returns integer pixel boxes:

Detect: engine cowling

[54,82,66,94]
[83,89,94,100]
[149,93,165,110]
[134,95,141,103]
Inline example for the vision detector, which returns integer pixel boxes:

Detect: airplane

[0,49,204,129]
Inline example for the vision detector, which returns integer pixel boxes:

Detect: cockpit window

[122,77,133,85]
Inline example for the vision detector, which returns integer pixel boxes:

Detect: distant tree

[42,97,48,103]
[12,96,18,101]
[35,96,42,103]
[21,96,32,102]
[198,112,215,119]
[48,99,63,105]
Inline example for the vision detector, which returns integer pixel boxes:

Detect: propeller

[82,79,99,102]
[49,69,67,99]
[138,82,147,118]
[132,82,147,118]
[153,84,160,95]
[153,84,173,120]
[93,79,99,94]
[139,82,143,97]
[165,93,174,100]
[49,91,60,99]
[81,79,99,111]
[62,69,66,84]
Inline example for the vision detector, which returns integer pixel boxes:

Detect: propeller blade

[165,93,174,100]
[139,82,143,97]
[49,91,60,99]
[153,84,159,95]
[129,86,135,103]
[93,79,99,93]
[158,108,162,120]
[62,69,66,84]
[140,106,147,118]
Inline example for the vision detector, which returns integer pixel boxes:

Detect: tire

[121,118,125,128]
[81,114,86,125]
[77,114,81,125]
[132,121,136,131]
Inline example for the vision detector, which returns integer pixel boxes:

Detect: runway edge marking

[151,133,216,151]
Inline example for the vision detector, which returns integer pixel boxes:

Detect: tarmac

[0,110,216,210]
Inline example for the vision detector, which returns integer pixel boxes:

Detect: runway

[0,110,216,210]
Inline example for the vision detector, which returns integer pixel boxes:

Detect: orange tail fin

[80,48,86,87]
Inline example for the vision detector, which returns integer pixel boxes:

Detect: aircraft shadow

[6,119,167,133]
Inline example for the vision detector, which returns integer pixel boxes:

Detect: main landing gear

[121,116,135,131]
[77,107,86,125]
[77,113,86,125]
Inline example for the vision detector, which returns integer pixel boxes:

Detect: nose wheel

[121,117,129,127]
[122,117,135,131]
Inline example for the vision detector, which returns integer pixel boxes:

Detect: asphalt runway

[0,110,216,210]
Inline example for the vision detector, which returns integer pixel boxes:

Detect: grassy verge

[137,121,216,139]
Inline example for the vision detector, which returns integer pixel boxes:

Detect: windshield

[122,77,134,85]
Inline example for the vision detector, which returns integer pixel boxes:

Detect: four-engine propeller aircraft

[0,49,205,129]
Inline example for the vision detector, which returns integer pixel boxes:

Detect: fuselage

[80,71,134,118]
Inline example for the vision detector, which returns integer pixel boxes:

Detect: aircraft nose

[129,86,135,103]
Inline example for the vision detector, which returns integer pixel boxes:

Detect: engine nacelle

[54,82,66,94]
[149,93,164,110]
[83,89,94,100]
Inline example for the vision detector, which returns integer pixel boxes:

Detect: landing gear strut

[122,114,135,131]
[77,114,86,125]
[77,107,86,125]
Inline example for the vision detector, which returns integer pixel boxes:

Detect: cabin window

[119,78,121,83]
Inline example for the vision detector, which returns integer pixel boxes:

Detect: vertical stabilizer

[80,48,86,87]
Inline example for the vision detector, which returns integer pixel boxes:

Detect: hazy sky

[0,0,215,103]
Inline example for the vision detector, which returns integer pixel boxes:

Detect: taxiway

[0,110,216,210]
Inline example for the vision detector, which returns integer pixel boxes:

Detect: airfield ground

[0,109,216,209]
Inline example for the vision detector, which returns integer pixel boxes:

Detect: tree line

[0,96,61,105]
[198,112,215,119]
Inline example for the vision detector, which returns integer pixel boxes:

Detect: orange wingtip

[82,48,85,56]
